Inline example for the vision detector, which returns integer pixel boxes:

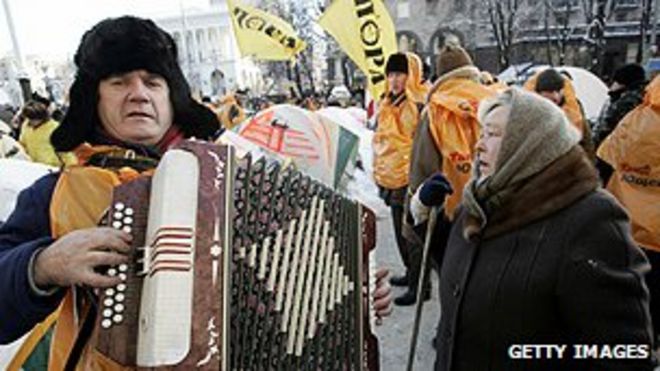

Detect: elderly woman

[415,88,655,370]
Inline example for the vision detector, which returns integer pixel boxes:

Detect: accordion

[95,140,379,370]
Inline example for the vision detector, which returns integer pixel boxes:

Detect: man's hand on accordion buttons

[419,172,453,207]
[373,267,393,324]
[33,227,132,289]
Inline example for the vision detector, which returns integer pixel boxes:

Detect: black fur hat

[385,53,408,75]
[51,16,220,151]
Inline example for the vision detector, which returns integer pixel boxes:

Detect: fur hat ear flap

[175,98,224,140]
[51,77,98,151]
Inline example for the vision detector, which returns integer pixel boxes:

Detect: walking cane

[406,206,441,371]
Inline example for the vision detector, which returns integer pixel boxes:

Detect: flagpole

[2,0,30,104]
[2,0,24,72]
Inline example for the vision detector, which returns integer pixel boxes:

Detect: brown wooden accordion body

[95,141,379,370]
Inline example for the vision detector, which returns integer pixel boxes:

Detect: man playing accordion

[0,16,392,370]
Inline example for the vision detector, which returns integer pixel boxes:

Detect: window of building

[551,0,579,8]
[397,1,410,19]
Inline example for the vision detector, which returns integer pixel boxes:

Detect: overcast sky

[0,0,210,59]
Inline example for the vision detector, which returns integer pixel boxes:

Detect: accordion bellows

[95,141,379,370]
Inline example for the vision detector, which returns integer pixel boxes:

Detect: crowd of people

[375,44,659,370]
[0,13,658,371]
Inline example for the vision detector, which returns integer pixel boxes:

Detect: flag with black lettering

[318,0,397,99]
[227,0,306,61]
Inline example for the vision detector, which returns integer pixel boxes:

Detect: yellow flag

[318,0,397,100]
[227,0,306,61]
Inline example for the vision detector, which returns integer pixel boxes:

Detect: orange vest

[427,78,497,219]
[597,76,660,251]
[373,96,420,189]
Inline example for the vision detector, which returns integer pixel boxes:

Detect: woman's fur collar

[463,146,600,241]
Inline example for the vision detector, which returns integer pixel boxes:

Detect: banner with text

[318,0,397,100]
[227,0,306,61]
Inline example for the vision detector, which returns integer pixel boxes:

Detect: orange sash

[14,149,148,370]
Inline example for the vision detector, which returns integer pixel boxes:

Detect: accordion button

[118,264,128,272]
[123,226,132,234]
[105,288,115,296]
[114,212,123,220]
[125,208,134,216]
[113,314,123,324]
[104,298,114,307]
[117,283,127,292]
[103,308,113,318]
[116,293,125,302]
[115,203,125,211]
[107,268,117,276]
[123,217,133,224]
[101,319,112,329]
[115,303,125,313]
[112,221,123,229]
[119,273,127,281]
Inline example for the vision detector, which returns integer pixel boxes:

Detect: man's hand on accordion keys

[373,267,393,324]
[33,227,132,289]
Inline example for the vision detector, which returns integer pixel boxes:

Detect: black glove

[419,172,453,207]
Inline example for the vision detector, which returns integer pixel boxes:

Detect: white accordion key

[122,226,132,234]
[105,288,115,296]
[107,268,117,277]
[118,264,128,273]
[123,217,133,225]
[114,212,123,220]
[103,298,114,307]
[101,319,112,329]
[115,202,125,211]
[125,208,134,216]
[112,221,122,229]
[114,303,125,313]
[113,314,123,324]
[116,293,125,302]
[117,283,126,292]
[103,309,113,318]
[119,273,127,281]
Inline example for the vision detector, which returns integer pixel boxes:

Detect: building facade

[384,0,657,79]
[155,1,264,98]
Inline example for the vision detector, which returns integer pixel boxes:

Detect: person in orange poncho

[524,68,596,159]
[403,44,498,306]
[373,52,428,299]
[597,75,660,341]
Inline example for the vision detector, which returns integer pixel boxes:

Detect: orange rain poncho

[373,52,429,189]
[425,69,497,219]
[597,76,660,251]
[524,71,586,136]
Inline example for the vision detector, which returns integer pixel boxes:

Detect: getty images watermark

[508,344,651,360]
